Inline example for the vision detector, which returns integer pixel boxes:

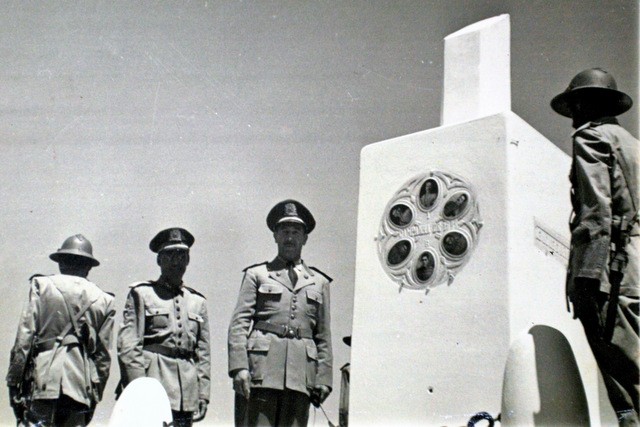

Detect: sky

[0,1,637,425]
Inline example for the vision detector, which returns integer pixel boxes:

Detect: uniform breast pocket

[188,312,203,338]
[305,288,323,317]
[145,307,171,332]
[257,283,284,310]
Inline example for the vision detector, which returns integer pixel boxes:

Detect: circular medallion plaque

[376,170,483,293]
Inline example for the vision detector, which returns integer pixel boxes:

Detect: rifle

[604,215,634,342]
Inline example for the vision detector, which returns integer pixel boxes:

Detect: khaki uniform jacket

[6,274,115,406]
[117,281,211,412]
[567,117,639,299]
[228,258,333,396]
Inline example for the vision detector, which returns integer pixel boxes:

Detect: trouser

[572,279,640,426]
[23,395,91,427]
[172,410,194,427]
[235,388,310,427]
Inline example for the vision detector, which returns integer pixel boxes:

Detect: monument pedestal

[349,15,602,426]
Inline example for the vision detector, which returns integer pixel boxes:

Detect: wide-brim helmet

[551,68,633,118]
[49,234,100,266]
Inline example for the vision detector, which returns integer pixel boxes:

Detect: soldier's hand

[233,369,251,400]
[8,386,24,420]
[311,385,331,407]
[193,398,208,422]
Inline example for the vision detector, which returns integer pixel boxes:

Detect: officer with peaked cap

[228,200,333,426]
[552,68,639,425]
[6,234,115,426]
[117,228,210,427]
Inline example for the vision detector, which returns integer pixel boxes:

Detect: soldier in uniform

[228,200,333,427]
[117,228,210,427]
[551,68,639,425]
[6,234,115,426]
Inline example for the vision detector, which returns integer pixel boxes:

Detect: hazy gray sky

[0,1,636,425]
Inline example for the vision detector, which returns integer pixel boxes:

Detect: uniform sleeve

[227,270,258,376]
[117,289,146,384]
[314,280,333,389]
[92,294,116,401]
[196,300,211,401]
[571,126,613,279]
[6,280,40,386]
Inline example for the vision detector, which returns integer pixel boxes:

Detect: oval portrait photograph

[387,240,412,266]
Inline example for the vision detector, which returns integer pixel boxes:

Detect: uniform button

[292,306,296,311]
[304,275,309,279]
[178,333,183,338]
[177,316,181,320]
[292,297,297,302]
[178,341,182,346]
[290,314,295,319]
[176,306,180,311]
[276,272,281,277]
[178,323,182,328]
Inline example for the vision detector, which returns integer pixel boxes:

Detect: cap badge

[284,203,298,217]
[169,229,182,241]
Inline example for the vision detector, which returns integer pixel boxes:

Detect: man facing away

[228,199,333,427]
[6,234,115,426]
[551,68,639,425]
[117,227,210,427]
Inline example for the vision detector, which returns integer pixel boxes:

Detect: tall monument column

[349,14,603,426]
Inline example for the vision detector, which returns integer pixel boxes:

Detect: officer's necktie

[287,262,298,286]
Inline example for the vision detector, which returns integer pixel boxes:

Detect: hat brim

[276,217,307,228]
[551,87,633,118]
[159,243,190,252]
[50,250,100,267]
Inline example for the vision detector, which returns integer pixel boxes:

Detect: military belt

[253,321,313,339]
[34,335,80,352]
[143,344,194,359]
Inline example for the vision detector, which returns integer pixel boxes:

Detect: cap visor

[159,243,190,252]
[277,217,306,227]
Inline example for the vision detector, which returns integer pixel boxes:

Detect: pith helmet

[49,234,100,267]
[267,199,316,233]
[551,68,633,118]
[149,228,195,253]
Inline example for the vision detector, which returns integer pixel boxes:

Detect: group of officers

[7,200,335,427]
[6,68,640,427]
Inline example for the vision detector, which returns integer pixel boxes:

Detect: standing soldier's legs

[277,389,310,427]
[26,396,88,427]
[172,410,194,427]
[575,280,639,423]
[243,388,279,426]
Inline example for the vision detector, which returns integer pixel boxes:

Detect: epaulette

[28,273,47,281]
[243,261,268,272]
[310,267,333,283]
[184,286,206,299]
[129,281,153,288]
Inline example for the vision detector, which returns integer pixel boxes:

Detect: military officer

[117,228,210,427]
[551,68,639,425]
[228,200,333,427]
[6,234,115,426]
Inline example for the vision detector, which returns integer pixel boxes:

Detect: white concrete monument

[349,14,603,426]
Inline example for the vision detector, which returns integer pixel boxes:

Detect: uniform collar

[155,278,184,293]
[267,257,315,291]
[572,116,619,136]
